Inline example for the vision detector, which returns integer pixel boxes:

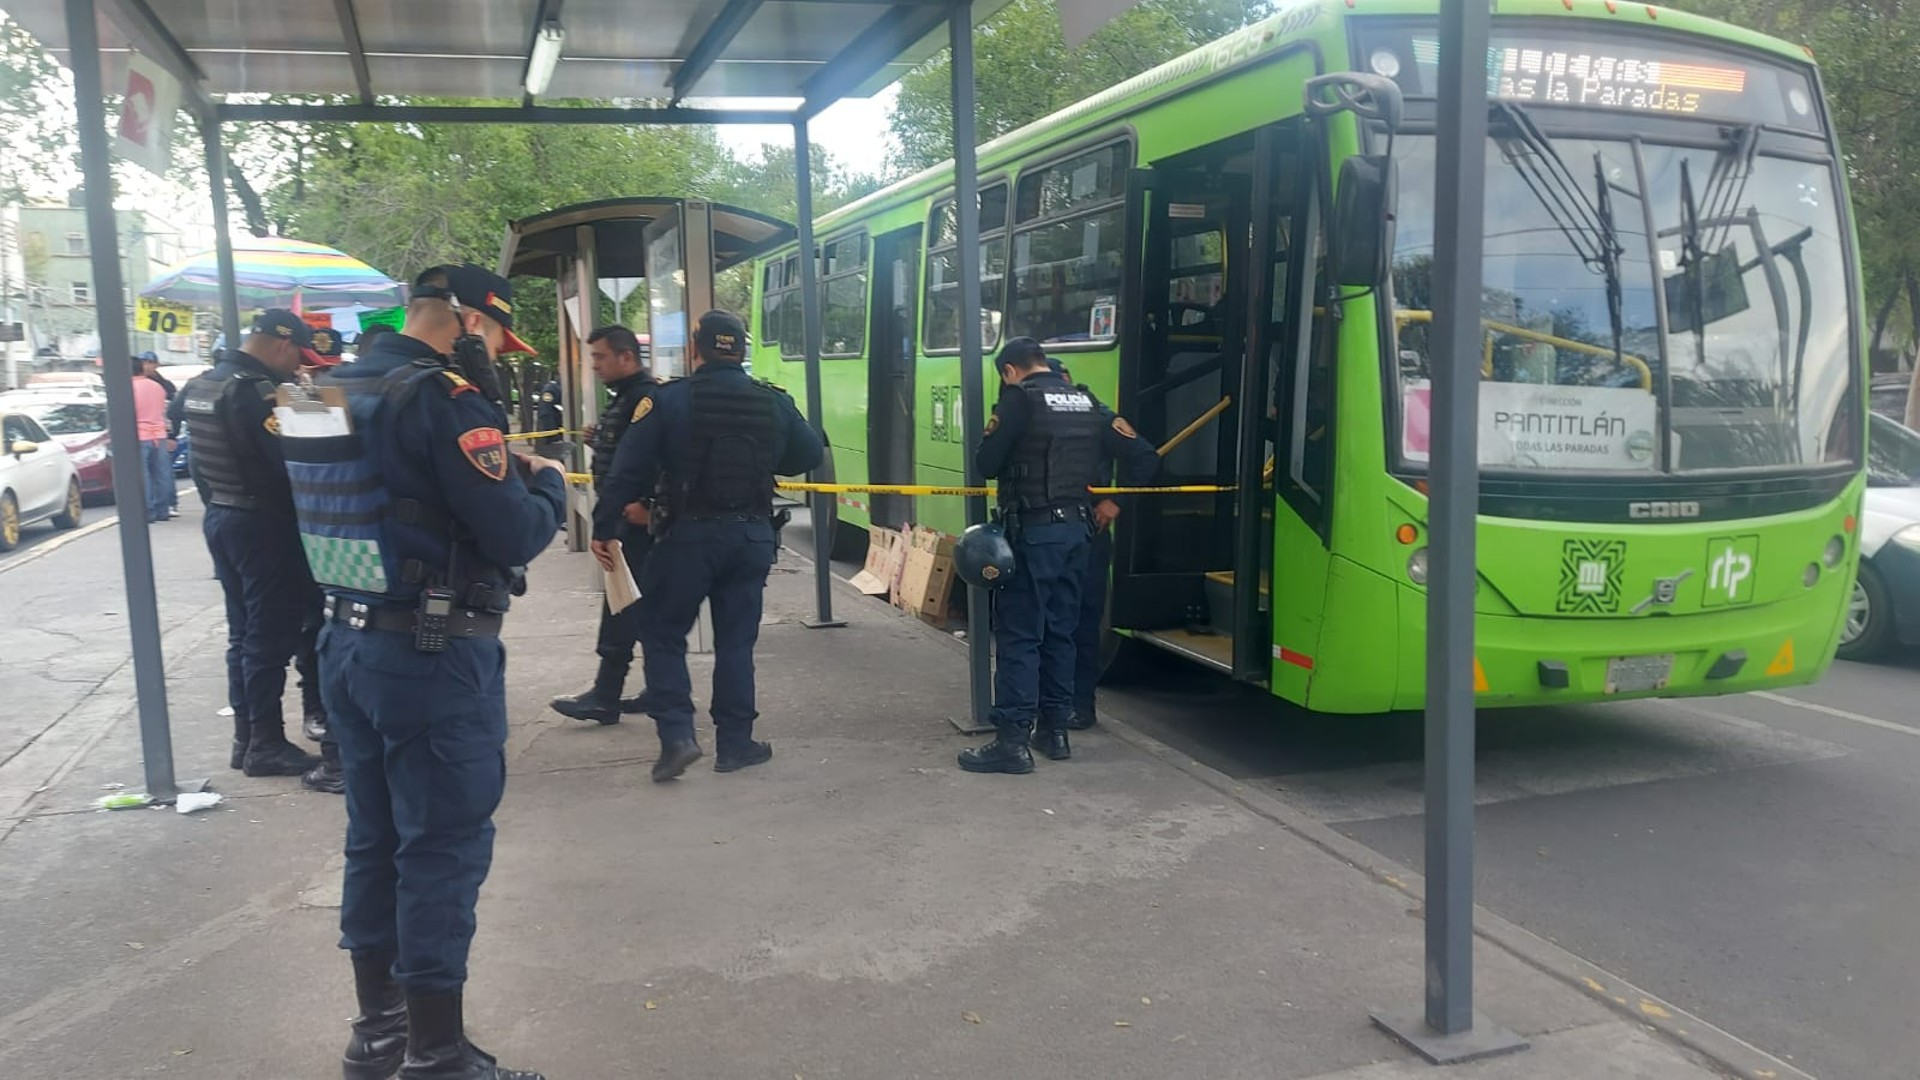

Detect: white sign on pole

[113,52,180,176]
[1056,0,1148,49]
[598,277,641,304]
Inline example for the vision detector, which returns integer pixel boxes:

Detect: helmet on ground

[954,521,1016,589]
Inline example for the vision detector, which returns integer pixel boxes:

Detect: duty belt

[1010,504,1091,528]
[324,595,503,639]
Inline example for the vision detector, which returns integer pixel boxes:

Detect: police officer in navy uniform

[297,325,349,793]
[285,265,562,1080]
[178,310,326,778]
[593,310,823,780]
[960,337,1127,773]
[1050,359,1159,730]
[534,378,562,444]
[551,324,661,725]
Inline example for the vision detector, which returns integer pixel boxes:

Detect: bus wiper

[1490,102,1627,369]
[1674,125,1763,378]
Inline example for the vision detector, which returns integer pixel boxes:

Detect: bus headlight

[1407,547,1429,585]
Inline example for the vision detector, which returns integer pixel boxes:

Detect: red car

[3,396,113,503]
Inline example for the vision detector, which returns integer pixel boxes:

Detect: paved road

[782,509,1911,1080]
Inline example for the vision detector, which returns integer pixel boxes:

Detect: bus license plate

[1605,653,1673,694]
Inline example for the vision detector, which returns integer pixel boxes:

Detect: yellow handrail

[1394,309,1653,391]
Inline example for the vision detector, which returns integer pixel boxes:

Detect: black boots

[714,740,773,774]
[304,740,346,795]
[397,990,544,1080]
[1030,726,1072,761]
[243,721,321,777]
[229,713,250,771]
[958,724,1035,774]
[1066,704,1097,731]
[549,661,625,725]
[304,709,329,743]
[651,738,704,782]
[342,957,408,1080]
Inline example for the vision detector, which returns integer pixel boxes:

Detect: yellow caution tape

[565,472,593,484]
[506,428,570,442]
[775,481,1236,496]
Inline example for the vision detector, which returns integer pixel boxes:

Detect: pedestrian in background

[551,325,661,726]
[141,351,182,519]
[132,356,173,523]
[177,310,325,778]
[592,310,823,780]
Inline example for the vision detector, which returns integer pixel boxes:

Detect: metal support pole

[1371,0,1523,1062]
[793,120,844,629]
[950,0,992,727]
[201,120,242,350]
[66,0,201,802]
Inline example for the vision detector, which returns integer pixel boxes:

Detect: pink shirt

[133,376,168,441]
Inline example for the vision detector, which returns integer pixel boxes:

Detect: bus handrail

[1392,308,1654,391]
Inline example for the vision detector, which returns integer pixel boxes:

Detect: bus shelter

[12,0,1506,1059]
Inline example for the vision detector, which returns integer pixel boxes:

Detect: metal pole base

[944,713,995,735]
[801,618,847,630]
[149,777,212,805]
[1370,1009,1528,1066]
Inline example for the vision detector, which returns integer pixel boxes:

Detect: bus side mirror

[1330,155,1397,288]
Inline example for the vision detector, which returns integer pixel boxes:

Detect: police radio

[415,587,456,653]
[450,332,509,413]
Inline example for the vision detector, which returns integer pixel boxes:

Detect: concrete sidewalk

[0,528,1792,1079]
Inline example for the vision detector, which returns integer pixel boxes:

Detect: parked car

[1871,372,1909,422]
[6,398,112,504]
[24,371,103,392]
[0,408,83,550]
[173,429,192,477]
[1841,412,1920,660]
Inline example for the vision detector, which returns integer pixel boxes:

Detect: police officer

[178,310,325,778]
[959,337,1127,774]
[534,378,562,443]
[296,326,348,793]
[592,310,822,780]
[551,325,660,725]
[285,265,561,1080]
[1051,359,1158,731]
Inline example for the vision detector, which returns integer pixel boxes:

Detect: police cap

[308,325,345,365]
[252,309,326,367]
[694,310,749,362]
[413,264,536,355]
[995,336,1048,372]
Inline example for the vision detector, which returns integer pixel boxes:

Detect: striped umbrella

[140,236,405,311]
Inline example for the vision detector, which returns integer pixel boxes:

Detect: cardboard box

[896,526,958,625]
[849,525,904,596]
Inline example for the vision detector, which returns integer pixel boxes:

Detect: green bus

[750,0,1866,713]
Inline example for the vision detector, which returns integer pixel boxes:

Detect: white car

[1840,412,1920,660]
[0,408,83,550]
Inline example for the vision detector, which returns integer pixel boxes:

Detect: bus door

[1111,157,1256,675]
[868,226,920,530]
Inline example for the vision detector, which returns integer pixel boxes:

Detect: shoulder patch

[439,370,476,396]
[984,413,1000,436]
[264,414,282,436]
[457,427,508,481]
[1112,415,1137,439]
[631,396,654,423]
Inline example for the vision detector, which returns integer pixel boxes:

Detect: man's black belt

[324,595,503,639]
[1009,504,1091,528]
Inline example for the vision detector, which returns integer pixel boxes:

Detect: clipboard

[273,384,353,438]
[604,539,641,613]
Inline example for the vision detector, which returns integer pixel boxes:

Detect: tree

[888,0,1265,172]
[0,11,73,203]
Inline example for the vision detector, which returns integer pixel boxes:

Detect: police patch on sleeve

[1112,416,1137,439]
[439,371,476,396]
[457,427,509,481]
[984,412,1000,436]
[631,396,653,423]
[264,414,281,435]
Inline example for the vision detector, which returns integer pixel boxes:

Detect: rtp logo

[1703,535,1759,607]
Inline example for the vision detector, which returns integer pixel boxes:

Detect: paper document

[604,540,641,613]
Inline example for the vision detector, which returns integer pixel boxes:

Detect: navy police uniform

[961,338,1135,773]
[534,380,562,442]
[550,362,660,724]
[178,310,325,778]
[1051,361,1159,729]
[284,266,561,1080]
[594,310,823,779]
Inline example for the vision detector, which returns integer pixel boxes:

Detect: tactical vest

[680,376,778,518]
[279,363,457,601]
[180,369,279,510]
[1001,380,1103,512]
[590,375,655,491]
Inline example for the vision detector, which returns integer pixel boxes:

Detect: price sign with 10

[134,297,194,336]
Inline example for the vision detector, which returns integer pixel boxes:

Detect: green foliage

[0,12,73,202]
[888,0,1265,172]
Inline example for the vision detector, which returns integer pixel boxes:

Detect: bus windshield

[1389,122,1852,477]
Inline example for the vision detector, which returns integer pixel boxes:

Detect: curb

[778,528,1817,1080]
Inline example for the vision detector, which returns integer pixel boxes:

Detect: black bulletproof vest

[181,368,280,510]
[680,375,778,518]
[1001,380,1103,512]
[590,374,656,491]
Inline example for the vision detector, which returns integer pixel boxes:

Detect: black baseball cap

[995,336,1047,370]
[693,310,748,362]
[413,264,534,355]
[308,325,345,365]
[252,309,325,366]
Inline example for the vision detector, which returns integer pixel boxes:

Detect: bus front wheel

[1837,563,1895,663]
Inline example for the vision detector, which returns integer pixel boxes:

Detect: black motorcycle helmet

[954,521,1016,589]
